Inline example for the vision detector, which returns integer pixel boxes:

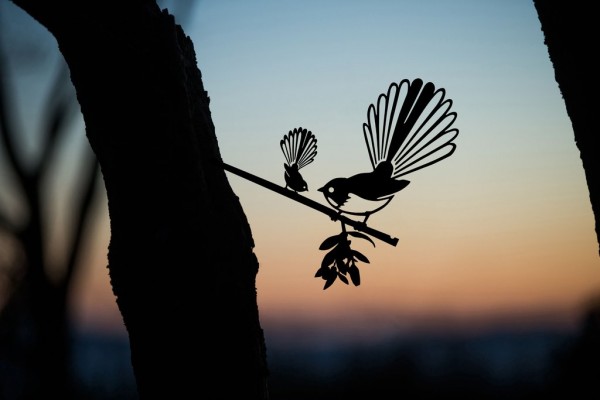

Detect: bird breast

[334,193,394,216]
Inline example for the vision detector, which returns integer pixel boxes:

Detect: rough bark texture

[533,0,600,255]
[11,1,269,398]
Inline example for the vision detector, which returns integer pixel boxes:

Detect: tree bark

[11,1,269,398]
[533,0,600,255]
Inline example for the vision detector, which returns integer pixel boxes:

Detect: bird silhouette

[280,127,318,192]
[319,78,458,224]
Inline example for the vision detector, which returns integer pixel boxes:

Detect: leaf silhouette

[348,231,376,247]
[323,272,337,290]
[335,254,347,270]
[352,250,370,264]
[337,260,349,274]
[316,228,375,288]
[321,249,336,269]
[349,264,361,286]
[338,273,349,285]
[319,234,343,250]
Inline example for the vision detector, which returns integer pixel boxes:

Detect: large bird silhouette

[319,78,458,224]
[280,127,318,192]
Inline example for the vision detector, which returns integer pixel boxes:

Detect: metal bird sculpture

[220,80,458,290]
[280,127,318,192]
[319,78,459,225]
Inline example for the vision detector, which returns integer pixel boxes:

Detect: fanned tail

[280,127,318,169]
[362,78,458,179]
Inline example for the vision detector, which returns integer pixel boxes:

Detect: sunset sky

[2,0,599,346]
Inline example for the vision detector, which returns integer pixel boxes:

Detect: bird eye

[328,187,334,193]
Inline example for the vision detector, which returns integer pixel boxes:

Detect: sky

[2,0,600,346]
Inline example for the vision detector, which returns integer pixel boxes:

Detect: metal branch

[222,162,399,246]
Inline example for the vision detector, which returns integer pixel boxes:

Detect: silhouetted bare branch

[63,148,100,287]
[0,46,28,188]
[36,63,75,178]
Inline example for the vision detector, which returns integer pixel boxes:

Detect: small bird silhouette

[319,78,458,224]
[280,127,318,192]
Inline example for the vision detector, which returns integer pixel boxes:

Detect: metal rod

[222,162,399,246]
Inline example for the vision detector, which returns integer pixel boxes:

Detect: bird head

[298,180,308,192]
[318,178,350,206]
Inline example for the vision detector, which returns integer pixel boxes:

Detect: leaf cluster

[314,230,375,290]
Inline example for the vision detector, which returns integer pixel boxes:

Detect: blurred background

[1,0,599,398]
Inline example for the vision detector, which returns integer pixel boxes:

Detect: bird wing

[362,79,458,179]
[280,127,318,169]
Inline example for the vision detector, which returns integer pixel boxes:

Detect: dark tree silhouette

[5,0,596,399]
[9,1,269,399]
[533,0,600,255]
[0,2,204,399]
[547,295,600,397]
[0,11,101,399]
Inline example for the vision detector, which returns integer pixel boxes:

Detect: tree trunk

[11,1,269,398]
[533,0,600,255]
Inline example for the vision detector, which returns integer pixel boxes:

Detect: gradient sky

[2,1,599,346]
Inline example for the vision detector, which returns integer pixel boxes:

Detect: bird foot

[329,211,342,222]
[359,214,371,226]
[355,220,368,231]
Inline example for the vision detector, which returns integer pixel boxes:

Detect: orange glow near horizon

[69,155,600,342]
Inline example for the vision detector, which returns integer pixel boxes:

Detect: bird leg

[353,213,371,230]
[329,210,342,222]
